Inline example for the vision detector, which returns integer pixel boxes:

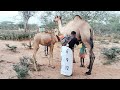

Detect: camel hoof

[85,71,91,75]
[80,65,83,67]
[80,65,85,67]
[48,65,51,67]
[48,65,55,69]
[51,66,55,69]
[33,68,38,71]
[87,66,90,69]
[83,65,85,67]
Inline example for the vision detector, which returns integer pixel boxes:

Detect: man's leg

[80,58,83,67]
[82,58,85,67]
[72,49,76,63]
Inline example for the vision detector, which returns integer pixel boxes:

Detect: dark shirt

[68,37,79,49]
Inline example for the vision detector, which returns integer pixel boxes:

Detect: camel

[44,28,59,56]
[54,15,95,75]
[32,28,60,71]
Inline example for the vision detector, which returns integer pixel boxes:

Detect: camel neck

[58,20,62,30]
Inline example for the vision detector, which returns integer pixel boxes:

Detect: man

[68,31,79,63]
[60,31,79,63]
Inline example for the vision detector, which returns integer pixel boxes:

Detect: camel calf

[32,29,59,71]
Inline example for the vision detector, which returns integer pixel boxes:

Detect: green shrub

[13,56,32,79]
[13,64,29,79]
[0,31,36,40]
[5,44,17,52]
[101,47,120,65]
[22,43,32,49]
[113,35,120,39]
[100,40,109,44]
[113,40,119,43]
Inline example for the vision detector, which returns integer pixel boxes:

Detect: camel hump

[74,15,82,20]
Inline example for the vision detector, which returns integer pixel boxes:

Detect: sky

[0,11,120,26]
[0,11,42,25]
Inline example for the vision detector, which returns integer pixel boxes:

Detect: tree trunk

[24,19,29,32]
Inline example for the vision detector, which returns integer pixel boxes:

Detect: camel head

[53,28,61,42]
[54,16,61,23]
[53,28,58,36]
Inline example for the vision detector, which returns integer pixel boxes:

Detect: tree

[19,11,37,32]
[17,22,24,29]
[19,11,37,49]
[39,11,108,29]
[38,11,120,36]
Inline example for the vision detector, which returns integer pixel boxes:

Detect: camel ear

[59,16,61,19]
[55,16,57,18]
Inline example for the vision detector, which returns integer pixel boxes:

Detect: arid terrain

[0,38,120,79]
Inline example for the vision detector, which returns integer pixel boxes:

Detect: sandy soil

[0,40,120,79]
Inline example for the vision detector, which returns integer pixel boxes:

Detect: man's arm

[75,38,79,45]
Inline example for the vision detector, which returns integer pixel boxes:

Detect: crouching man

[61,31,79,63]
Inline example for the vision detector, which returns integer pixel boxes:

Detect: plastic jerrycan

[60,46,73,76]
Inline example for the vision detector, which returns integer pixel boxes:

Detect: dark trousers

[71,48,75,63]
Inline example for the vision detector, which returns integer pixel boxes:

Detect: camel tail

[89,29,94,49]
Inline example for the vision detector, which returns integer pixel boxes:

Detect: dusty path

[0,40,120,79]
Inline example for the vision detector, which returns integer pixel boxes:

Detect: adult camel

[54,15,95,75]
[32,29,60,71]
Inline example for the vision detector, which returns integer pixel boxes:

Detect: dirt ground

[0,39,120,79]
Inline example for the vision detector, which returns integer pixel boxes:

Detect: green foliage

[101,47,120,65]
[13,64,29,79]
[13,56,32,79]
[1,11,120,38]
[18,22,24,29]
[100,40,109,44]
[39,11,120,36]
[0,21,18,30]
[113,40,119,43]
[113,34,120,40]
[0,22,38,30]
[0,30,36,40]
[22,43,32,49]
[5,44,17,52]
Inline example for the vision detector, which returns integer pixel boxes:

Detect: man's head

[71,31,76,37]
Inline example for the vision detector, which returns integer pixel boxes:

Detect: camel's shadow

[29,64,46,71]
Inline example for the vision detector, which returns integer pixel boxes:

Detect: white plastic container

[60,46,73,76]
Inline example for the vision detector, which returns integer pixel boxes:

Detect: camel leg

[86,50,95,75]
[33,43,39,71]
[48,46,51,66]
[80,58,83,67]
[47,46,48,55]
[44,46,48,56]
[48,45,55,69]
[85,39,95,75]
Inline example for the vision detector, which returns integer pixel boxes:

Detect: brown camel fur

[44,28,59,56]
[54,15,95,75]
[32,29,59,71]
